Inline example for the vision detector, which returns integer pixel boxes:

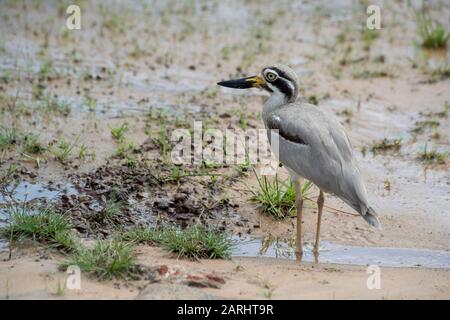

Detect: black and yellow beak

[217,75,268,90]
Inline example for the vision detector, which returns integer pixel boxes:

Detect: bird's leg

[294,177,303,261]
[313,190,325,262]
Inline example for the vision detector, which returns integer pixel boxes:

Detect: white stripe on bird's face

[266,80,292,104]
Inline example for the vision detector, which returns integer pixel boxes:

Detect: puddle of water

[0,182,78,205]
[232,236,450,269]
[49,94,203,118]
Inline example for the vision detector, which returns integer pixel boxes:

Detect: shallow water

[0,181,78,205]
[232,236,450,269]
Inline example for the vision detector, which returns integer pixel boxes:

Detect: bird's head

[217,64,299,103]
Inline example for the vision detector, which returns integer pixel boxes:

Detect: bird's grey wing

[266,102,353,186]
[266,103,379,227]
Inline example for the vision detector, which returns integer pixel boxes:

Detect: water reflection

[233,235,450,269]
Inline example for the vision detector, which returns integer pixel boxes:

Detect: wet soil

[1,245,449,300]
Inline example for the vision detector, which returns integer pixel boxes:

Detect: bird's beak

[217,75,268,90]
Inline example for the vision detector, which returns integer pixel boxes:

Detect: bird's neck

[262,92,296,122]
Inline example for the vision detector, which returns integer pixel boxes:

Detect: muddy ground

[0,0,449,299]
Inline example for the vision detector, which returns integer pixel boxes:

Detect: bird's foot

[295,250,303,262]
[313,249,320,264]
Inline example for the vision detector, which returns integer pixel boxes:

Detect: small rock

[158,265,169,276]
[174,193,188,202]
[206,274,226,284]
[219,113,232,118]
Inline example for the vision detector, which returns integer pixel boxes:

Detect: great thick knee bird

[218,64,380,260]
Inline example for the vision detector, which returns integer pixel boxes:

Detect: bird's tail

[361,206,381,229]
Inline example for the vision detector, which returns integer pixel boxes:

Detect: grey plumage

[217,63,380,259]
[266,102,380,228]
[260,64,380,228]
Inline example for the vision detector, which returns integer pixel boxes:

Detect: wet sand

[1,246,449,300]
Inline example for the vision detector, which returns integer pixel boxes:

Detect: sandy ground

[1,245,449,300]
[0,0,449,299]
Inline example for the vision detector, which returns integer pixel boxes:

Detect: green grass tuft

[61,240,135,280]
[22,133,45,154]
[51,138,79,162]
[2,206,137,280]
[416,14,449,49]
[411,119,440,134]
[99,199,123,225]
[418,145,447,164]
[41,95,71,116]
[119,225,233,260]
[2,207,78,252]
[161,225,233,260]
[0,126,19,150]
[370,137,402,154]
[110,123,128,141]
[250,173,313,220]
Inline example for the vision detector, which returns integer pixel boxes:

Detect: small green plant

[124,156,137,168]
[41,96,71,116]
[130,40,144,58]
[411,119,440,134]
[61,240,135,280]
[119,226,161,243]
[5,279,9,299]
[119,225,233,260]
[361,27,378,51]
[418,145,447,164]
[22,133,45,154]
[416,14,449,49]
[430,131,440,140]
[370,137,402,153]
[235,157,253,175]
[0,126,18,150]
[155,164,190,184]
[101,10,126,34]
[85,96,96,112]
[114,140,136,159]
[52,138,77,162]
[154,122,171,161]
[162,225,233,260]
[429,60,450,82]
[110,123,128,141]
[238,111,249,129]
[307,95,319,105]
[384,179,391,192]
[78,144,87,160]
[250,173,313,220]
[263,288,274,299]
[38,60,54,79]
[0,163,19,186]
[361,145,367,157]
[55,279,65,296]
[336,108,353,123]
[100,199,122,225]
[2,207,78,252]
[352,68,391,79]
[419,103,449,118]
[201,87,218,99]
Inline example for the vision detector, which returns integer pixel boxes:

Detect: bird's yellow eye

[265,71,277,82]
